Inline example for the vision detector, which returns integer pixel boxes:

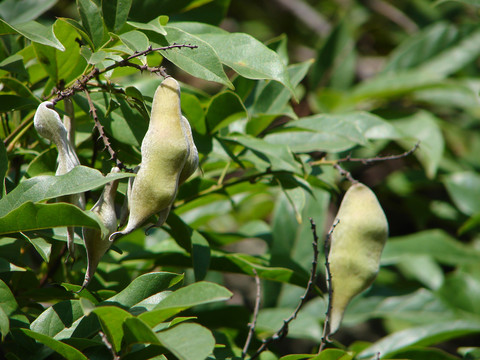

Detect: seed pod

[110,77,196,240]
[327,182,388,335]
[34,101,86,259]
[179,115,199,185]
[80,168,120,290]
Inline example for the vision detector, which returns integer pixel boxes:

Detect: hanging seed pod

[327,182,388,335]
[110,77,198,240]
[34,101,86,259]
[80,167,120,290]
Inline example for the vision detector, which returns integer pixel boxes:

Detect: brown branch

[319,218,339,353]
[337,141,420,164]
[242,269,261,359]
[83,89,133,172]
[99,331,120,360]
[249,218,320,360]
[333,163,358,184]
[51,44,197,105]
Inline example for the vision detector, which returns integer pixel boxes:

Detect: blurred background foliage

[1,0,480,359]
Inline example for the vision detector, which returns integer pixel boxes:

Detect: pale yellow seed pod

[110,77,195,240]
[179,115,199,185]
[34,101,86,259]
[327,182,388,335]
[81,167,120,290]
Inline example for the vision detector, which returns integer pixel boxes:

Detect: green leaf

[76,0,105,50]
[0,0,57,25]
[146,25,233,88]
[444,171,480,216]
[138,281,232,327]
[172,22,294,93]
[256,307,323,342]
[128,16,167,36]
[0,166,134,218]
[156,323,215,360]
[20,329,88,360]
[120,30,149,53]
[21,233,52,262]
[102,0,132,33]
[191,231,210,281]
[105,272,184,308]
[265,111,400,153]
[31,300,83,337]
[0,305,9,340]
[93,306,132,352]
[0,279,19,316]
[0,141,7,197]
[0,19,65,51]
[437,271,480,315]
[383,22,459,73]
[358,320,480,359]
[0,202,105,235]
[123,317,160,346]
[223,133,302,174]
[382,229,480,266]
[0,94,38,112]
[205,91,247,133]
[393,111,444,178]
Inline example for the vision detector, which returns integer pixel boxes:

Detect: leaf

[382,229,480,266]
[256,307,323,342]
[123,317,160,346]
[393,111,444,178]
[0,141,7,197]
[0,0,57,25]
[138,281,232,327]
[76,0,105,50]
[20,233,52,262]
[437,271,480,315]
[358,320,480,359]
[172,22,294,93]
[0,19,65,51]
[105,272,184,308]
[0,306,9,340]
[120,30,150,53]
[205,91,247,133]
[0,166,134,217]
[156,323,215,360]
[0,279,19,316]
[93,306,132,353]
[444,171,480,216]
[264,111,400,153]
[102,0,132,33]
[30,300,84,337]
[0,202,106,235]
[191,231,210,281]
[20,329,88,360]
[223,133,302,174]
[383,22,459,73]
[0,94,38,112]
[146,25,233,88]
[128,16,167,36]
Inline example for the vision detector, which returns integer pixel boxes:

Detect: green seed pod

[110,77,196,239]
[327,182,388,335]
[34,101,85,259]
[179,115,199,185]
[81,167,120,290]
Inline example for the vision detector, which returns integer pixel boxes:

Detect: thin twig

[83,89,133,172]
[249,218,320,360]
[365,0,418,34]
[99,331,120,360]
[242,269,261,359]
[52,44,197,105]
[310,141,420,167]
[333,163,358,184]
[319,219,339,353]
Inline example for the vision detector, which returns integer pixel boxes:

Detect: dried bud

[81,167,120,290]
[328,182,388,335]
[110,77,197,240]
